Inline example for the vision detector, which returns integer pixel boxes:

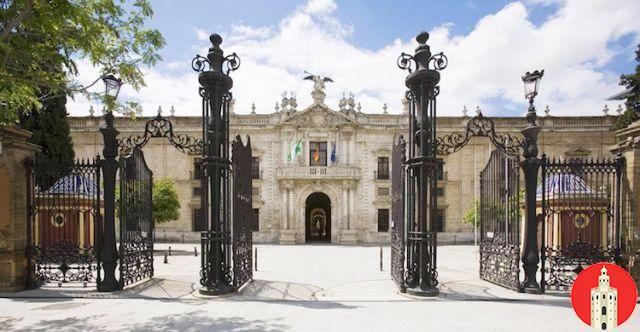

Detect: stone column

[0,126,40,291]
[341,180,357,244]
[342,182,348,228]
[344,133,351,164]
[609,120,640,289]
[283,186,289,229]
[279,180,296,244]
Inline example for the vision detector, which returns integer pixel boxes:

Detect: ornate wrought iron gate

[478,150,521,291]
[118,148,154,289]
[232,135,253,289]
[26,158,102,288]
[391,135,406,292]
[540,156,624,291]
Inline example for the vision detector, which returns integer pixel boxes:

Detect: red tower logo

[570,263,637,330]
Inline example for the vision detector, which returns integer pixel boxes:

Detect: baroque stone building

[67,89,618,244]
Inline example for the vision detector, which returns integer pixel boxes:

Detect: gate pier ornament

[520,70,544,294]
[193,33,240,295]
[396,31,447,297]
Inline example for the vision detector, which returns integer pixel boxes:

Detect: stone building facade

[67,93,618,244]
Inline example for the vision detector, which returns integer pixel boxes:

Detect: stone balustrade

[275,165,361,180]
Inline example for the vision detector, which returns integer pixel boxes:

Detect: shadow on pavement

[0,311,289,331]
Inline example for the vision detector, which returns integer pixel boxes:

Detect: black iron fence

[26,157,102,288]
[540,156,624,291]
[391,135,406,292]
[232,135,253,289]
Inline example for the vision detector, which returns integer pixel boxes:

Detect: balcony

[275,165,361,180]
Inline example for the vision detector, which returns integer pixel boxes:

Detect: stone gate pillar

[0,126,39,291]
[609,120,640,289]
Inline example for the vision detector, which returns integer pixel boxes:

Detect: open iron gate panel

[478,149,522,291]
[118,148,154,289]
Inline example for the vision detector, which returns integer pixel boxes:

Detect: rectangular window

[436,159,444,180]
[309,141,328,166]
[193,208,204,232]
[252,209,260,231]
[435,209,445,232]
[378,209,390,232]
[377,157,389,179]
[192,187,202,196]
[194,158,203,180]
[436,187,444,197]
[252,157,260,179]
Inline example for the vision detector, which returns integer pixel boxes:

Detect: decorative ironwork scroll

[26,158,102,288]
[391,134,406,292]
[540,156,624,291]
[232,135,253,290]
[478,150,522,291]
[117,114,203,156]
[118,148,154,288]
[435,113,524,156]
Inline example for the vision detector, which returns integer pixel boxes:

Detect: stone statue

[304,71,333,104]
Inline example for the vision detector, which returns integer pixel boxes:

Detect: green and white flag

[287,139,302,161]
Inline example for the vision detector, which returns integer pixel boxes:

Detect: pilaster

[0,126,40,291]
[609,120,640,289]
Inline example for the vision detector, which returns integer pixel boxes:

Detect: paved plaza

[1,245,638,331]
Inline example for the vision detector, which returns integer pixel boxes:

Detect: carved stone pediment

[282,104,354,128]
[373,196,392,207]
[565,147,591,157]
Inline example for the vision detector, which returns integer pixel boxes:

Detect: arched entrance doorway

[305,192,331,243]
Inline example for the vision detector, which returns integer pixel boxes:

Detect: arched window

[602,306,606,315]
[602,323,606,330]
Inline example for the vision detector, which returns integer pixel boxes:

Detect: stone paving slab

[1,245,638,331]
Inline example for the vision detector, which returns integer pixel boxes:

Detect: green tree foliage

[116,178,180,224]
[19,93,75,164]
[0,0,165,124]
[462,199,480,227]
[152,178,180,224]
[462,190,523,228]
[613,43,640,131]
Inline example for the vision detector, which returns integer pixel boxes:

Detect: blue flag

[330,142,337,165]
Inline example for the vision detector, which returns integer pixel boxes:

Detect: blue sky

[151,0,568,57]
[70,0,640,117]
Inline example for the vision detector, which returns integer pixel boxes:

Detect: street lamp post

[520,69,544,294]
[98,74,123,292]
[397,32,448,296]
[193,34,240,295]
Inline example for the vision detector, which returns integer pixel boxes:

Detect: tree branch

[1,0,35,42]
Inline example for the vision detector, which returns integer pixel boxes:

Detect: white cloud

[304,0,338,15]
[228,25,273,42]
[67,0,640,118]
[193,27,209,41]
